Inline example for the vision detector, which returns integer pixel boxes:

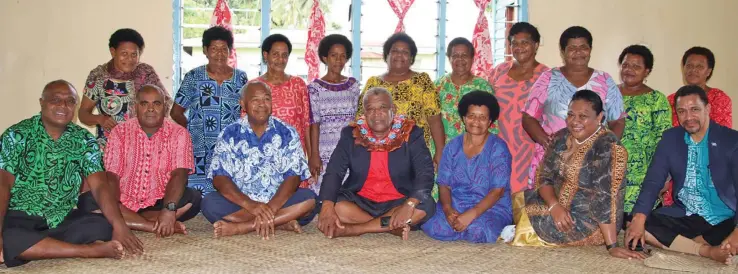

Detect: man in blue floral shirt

[201,81,317,239]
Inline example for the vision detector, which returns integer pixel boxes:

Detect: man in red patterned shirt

[85,85,201,238]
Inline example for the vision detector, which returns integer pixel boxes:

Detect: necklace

[575,126,601,145]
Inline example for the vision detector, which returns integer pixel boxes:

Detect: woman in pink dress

[521,26,626,191]
[250,34,313,187]
[489,22,549,193]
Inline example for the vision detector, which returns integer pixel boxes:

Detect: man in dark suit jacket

[626,85,738,264]
[316,87,436,240]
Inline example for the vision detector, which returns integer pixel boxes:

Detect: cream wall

[529,0,737,129]
[1,0,735,130]
[0,0,174,131]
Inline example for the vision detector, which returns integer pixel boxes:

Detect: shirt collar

[239,115,276,135]
[685,128,710,146]
[33,114,73,140]
[133,118,171,139]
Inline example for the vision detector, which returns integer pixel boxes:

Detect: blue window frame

[172,0,528,90]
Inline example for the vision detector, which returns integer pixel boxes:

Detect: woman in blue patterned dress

[171,26,248,195]
[422,91,513,243]
[307,34,360,195]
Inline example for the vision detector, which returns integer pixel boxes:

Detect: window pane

[268,0,351,80]
[404,0,438,80]
[181,0,262,80]
[492,0,518,65]
[361,0,438,85]
[444,0,484,73]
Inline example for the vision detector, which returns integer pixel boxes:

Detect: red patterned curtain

[210,0,237,68]
[388,0,416,33]
[471,0,493,79]
[305,0,326,82]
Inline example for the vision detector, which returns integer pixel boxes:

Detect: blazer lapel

[355,148,371,189]
[671,128,688,197]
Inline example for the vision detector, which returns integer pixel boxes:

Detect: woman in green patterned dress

[617,45,672,225]
[437,37,495,141]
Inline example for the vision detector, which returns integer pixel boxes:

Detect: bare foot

[174,221,188,235]
[87,241,125,259]
[213,221,246,238]
[402,226,410,241]
[175,203,193,219]
[389,226,411,240]
[707,246,733,265]
[276,220,302,233]
[332,224,360,238]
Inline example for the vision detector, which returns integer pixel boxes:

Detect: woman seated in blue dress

[421,91,513,243]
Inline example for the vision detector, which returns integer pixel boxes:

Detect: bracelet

[547,202,558,212]
[605,243,617,250]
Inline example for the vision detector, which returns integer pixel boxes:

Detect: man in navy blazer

[626,85,738,264]
[316,87,436,240]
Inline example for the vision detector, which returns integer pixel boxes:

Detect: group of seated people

[0,21,737,269]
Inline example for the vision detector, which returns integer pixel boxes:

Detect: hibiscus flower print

[445,93,454,102]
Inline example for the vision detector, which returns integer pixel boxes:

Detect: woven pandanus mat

[2,215,737,274]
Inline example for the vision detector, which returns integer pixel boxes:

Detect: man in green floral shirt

[0,80,142,267]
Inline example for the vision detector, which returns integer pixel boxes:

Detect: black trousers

[77,187,202,222]
[645,210,734,246]
[336,189,436,227]
[2,208,113,267]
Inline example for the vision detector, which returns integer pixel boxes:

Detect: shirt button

[146,153,150,157]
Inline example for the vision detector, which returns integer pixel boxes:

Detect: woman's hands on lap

[550,204,574,232]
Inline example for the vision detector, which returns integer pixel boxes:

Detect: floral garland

[351,115,415,152]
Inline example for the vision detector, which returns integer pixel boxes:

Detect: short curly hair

[508,22,541,43]
[618,44,654,71]
[109,28,145,50]
[318,34,353,64]
[382,32,418,65]
[559,26,592,51]
[681,46,716,80]
[261,33,292,61]
[673,85,709,109]
[446,37,474,58]
[457,91,500,124]
[570,89,603,115]
[202,26,234,49]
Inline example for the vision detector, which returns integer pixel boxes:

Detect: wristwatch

[165,202,177,211]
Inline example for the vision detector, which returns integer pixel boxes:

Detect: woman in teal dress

[617,45,672,221]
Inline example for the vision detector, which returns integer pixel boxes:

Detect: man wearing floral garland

[317,87,436,240]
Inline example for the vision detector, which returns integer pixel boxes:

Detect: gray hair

[240,81,272,99]
[362,87,393,106]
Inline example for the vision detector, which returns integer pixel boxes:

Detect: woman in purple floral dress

[307,34,360,195]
